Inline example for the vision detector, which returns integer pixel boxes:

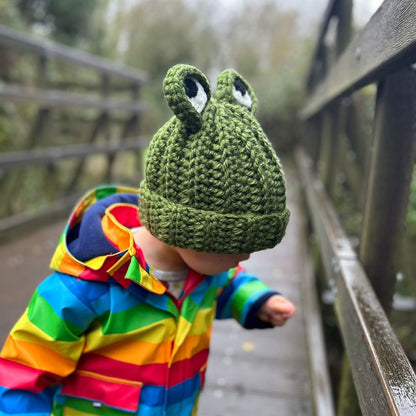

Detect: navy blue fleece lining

[67,193,138,262]
[244,291,281,329]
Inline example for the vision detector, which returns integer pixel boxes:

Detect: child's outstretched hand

[256,295,296,327]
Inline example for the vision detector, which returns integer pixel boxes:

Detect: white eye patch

[232,78,252,109]
[184,77,208,113]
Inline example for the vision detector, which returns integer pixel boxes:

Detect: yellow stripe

[58,407,95,416]
[187,308,215,336]
[85,318,177,351]
[49,239,67,270]
[8,311,85,361]
[85,255,107,270]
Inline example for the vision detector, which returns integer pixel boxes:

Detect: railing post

[359,68,416,313]
[318,101,347,198]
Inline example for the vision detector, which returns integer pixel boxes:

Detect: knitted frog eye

[215,69,258,114]
[184,77,208,113]
[163,64,211,133]
[233,78,252,108]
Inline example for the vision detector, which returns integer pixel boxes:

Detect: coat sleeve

[215,266,280,329]
[0,272,107,415]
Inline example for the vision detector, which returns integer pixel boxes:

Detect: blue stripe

[167,375,200,405]
[35,273,98,331]
[240,287,270,325]
[0,385,56,414]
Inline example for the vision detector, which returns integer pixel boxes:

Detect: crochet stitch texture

[139,64,290,254]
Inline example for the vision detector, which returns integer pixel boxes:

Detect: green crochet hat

[139,64,290,254]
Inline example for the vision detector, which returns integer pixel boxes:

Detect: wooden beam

[300,0,416,119]
[295,147,416,415]
[0,84,147,112]
[359,69,416,312]
[0,24,147,84]
[0,137,149,171]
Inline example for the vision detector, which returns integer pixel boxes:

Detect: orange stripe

[101,205,133,252]
[89,338,173,365]
[172,332,211,363]
[50,240,86,276]
[2,336,77,377]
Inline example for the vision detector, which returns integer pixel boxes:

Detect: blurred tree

[101,0,219,132]
[95,0,312,145]
[213,0,310,150]
[15,0,99,45]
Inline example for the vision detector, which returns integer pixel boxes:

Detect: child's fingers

[256,295,296,326]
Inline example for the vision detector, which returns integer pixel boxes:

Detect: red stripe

[0,358,61,392]
[61,372,141,412]
[168,349,209,387]
[109,205,141,229]
[77,350,210,388]
[77,354,167,386]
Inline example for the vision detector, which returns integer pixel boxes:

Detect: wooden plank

[337,259,416,416]
[0,24,147,83]
[0,138,149,171]
[359,69,416,312]
[300,0,416,119]
[300,220,336,415]
[295,147,416,415]
[295,149,355,288]
[305,0,337,90]
[0,84,147,112]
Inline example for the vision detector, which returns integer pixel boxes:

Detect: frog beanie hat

[139,64,290,254]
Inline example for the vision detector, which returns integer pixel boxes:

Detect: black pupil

[184,78,198,98]
[234,78,247,95]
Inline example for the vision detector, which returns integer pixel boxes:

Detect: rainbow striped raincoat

[0,186,278,415]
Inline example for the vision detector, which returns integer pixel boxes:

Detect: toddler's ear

[215,69,258,114]
[163,64,211,133]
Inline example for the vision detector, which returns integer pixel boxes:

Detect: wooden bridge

[1,0,416,415]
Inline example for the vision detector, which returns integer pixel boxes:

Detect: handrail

[296,148,416,415]
[0,138,148,171]
[301,0,416,119]
[0,24,147,84]
[0,84,147,112]
[299,0,416,414]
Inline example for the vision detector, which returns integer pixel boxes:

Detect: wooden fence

[0,24,148,242]
[298,0,416,415]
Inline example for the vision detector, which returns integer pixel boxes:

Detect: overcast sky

[219,0,384,31]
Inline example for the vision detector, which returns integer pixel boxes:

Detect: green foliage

[97,0,311,143]
[0,0,24,28]
[15,0,99,45]
[406,165,416,237]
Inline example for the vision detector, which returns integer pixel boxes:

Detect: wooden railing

[298,0,416,415]
[0,25,148,242]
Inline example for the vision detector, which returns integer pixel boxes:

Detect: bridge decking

[0,162,314,415]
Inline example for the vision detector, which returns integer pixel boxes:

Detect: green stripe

[231,280,268,321]
[62,397,127,416]
[198,285,217,309]
[180,296,198,323]
[27,291,82,341]
[95,186,118,200]
[166,296,179,318]
[98,302,173,334]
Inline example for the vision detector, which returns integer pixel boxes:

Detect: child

[0,64,295,415]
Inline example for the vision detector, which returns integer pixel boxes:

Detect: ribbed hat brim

[139,181,290,254]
